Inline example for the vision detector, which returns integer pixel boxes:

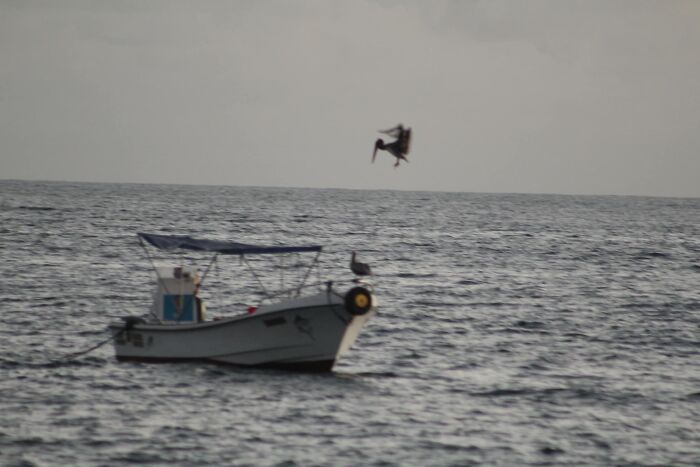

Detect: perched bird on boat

[372,124,412,168]
[350,251,372,277]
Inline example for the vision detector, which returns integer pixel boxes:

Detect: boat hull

[109,291,375,372]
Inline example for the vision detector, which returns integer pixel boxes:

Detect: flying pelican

[350,251,372,277]
[372,124,411,168]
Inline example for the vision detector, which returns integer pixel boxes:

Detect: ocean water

[1,180,699,466]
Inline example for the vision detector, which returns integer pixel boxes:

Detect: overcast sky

[1,0,699,197]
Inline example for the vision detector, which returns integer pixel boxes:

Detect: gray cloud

[1,0,699,197]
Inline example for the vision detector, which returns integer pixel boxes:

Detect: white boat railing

[138,238,370,316]
[251,278,374,304]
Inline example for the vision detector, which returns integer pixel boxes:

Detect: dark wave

[15,205,59,212]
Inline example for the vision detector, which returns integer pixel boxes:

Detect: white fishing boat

[108,233,377,372]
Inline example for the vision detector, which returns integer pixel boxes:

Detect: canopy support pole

[139,238,164,323]
[242,255,272,301]
[196,253,218,294]
[296,251,321,297]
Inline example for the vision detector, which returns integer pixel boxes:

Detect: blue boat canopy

[138,233,322,255]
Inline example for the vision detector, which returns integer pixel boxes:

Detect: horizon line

[1,177,698,201]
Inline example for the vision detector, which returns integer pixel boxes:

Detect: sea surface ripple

[1,180,699,466]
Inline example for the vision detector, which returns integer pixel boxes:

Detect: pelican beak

[372,142,379,162]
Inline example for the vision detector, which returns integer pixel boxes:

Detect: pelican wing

[400,128,412,154]
[379,124,403,138]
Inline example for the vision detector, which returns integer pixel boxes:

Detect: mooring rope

[56,319,138,362]
[58,330,123,361]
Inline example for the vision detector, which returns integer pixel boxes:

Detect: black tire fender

[345,287,372,316]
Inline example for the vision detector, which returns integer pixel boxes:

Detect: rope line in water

[59,329,124,361]
[56,319,139,362]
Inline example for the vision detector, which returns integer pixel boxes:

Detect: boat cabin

[151,266,203,323]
